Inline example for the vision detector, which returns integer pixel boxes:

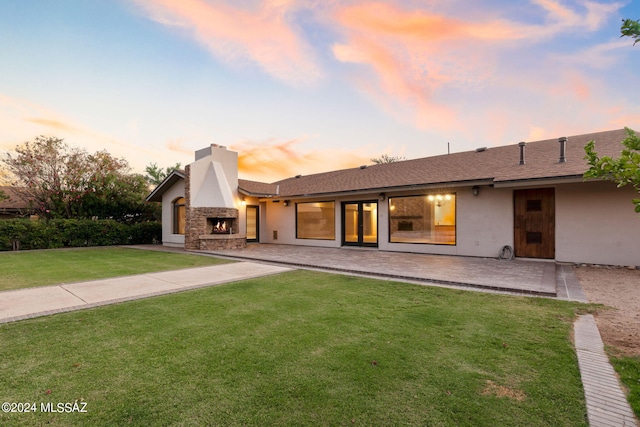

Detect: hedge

[0,219,161,251]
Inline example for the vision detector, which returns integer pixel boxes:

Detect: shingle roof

[238,179,279,197]
[0,186,32,210]
[267,128,629,197]
[146,128,631,201]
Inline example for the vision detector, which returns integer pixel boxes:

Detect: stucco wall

[258,183,640,266]
[556,181,640,266]
[261,189,514,255]
[261,198,340,248]
[161,180,185,247]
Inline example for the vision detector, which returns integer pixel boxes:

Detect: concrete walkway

[0,262,290,324]
[575,315,638,426]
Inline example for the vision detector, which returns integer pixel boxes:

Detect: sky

[1,0,639,183]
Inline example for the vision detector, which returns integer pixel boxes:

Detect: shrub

[0,219,161,251]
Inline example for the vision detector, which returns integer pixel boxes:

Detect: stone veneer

[184,165,246,251]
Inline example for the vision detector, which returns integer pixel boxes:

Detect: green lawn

[609,353,640,418]
[0,247,232,291]
[0,270,589,426]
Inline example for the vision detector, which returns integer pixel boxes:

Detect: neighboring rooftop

[0,186,31,212]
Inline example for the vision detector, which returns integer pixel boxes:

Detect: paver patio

[204,244,562,296]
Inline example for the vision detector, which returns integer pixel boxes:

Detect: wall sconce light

[472,186,480,196]
[240,198,247,206]
[379,193,386,201]
[283,200,290,207]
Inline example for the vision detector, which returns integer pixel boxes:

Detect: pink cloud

[133,0,323,85]
[330,1,624,133]
[332,3,506,130]
[0,93,173,172]
[167,138,192,155]
[24,118,86,134]
[533,0,623,33]
[232,136,371,182]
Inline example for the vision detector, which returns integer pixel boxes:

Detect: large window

[173,197,186,235]
[296,201,335,240]
[389,194,456,245]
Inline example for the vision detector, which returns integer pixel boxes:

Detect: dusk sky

[1,0,639,182]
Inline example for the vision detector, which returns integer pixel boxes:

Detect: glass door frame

[246,205,259,243]
[341,200,378,247]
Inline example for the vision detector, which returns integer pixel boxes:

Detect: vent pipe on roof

[518,142,526,165]
[558,137,567,163]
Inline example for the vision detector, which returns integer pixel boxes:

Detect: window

[173,197,186,235]
[389,194,456,245]
[296,201,335,240]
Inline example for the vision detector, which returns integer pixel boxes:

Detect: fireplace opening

[208,217,237,234]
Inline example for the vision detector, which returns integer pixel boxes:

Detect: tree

[79,151,160,222]
[0,167,8,202]
[371,154,406,164]
[584,127,640,214]
[1,136,159,221]
[144,162,182,187]
[621,18,640,45]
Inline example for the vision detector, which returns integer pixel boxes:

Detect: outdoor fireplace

[185,207,246,250]
[208,217,236,234]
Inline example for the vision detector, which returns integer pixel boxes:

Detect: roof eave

[238,188,277,198]
[492,174,586,188]
[264,179,495,201]
[145,170,185,202]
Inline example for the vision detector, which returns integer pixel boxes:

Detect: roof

[145,170,186,202]
[0,186,32,211]
[268,128,629,197]
[145,128,631,201]
[238,179,279,197]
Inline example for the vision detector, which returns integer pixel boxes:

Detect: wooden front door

[514,188,555,259]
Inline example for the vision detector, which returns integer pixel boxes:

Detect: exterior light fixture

[379,193,386,201]
[472,186,479,196]
[283,200,290,207]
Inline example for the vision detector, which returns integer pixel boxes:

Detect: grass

[0,270,589,426]
[0,247,232,291]
[608,353,640,419]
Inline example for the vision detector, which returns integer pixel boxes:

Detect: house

[0,186,32,219]
[146,129,640,267]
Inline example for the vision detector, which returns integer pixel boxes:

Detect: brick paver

[204,244,558,296]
